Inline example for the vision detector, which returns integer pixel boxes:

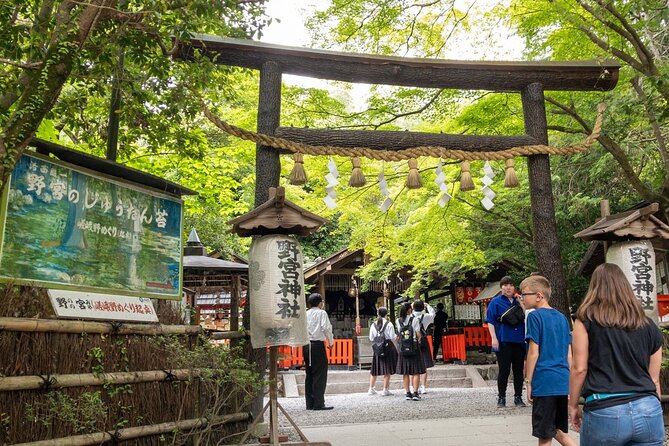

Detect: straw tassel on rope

[504,158,519,188]
[406,158,422,189]
[289,153,307,185]
[349,157,366,187]
[459,161,474,191]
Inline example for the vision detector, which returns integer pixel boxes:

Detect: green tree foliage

[299,0,667,306]
[0,0,269,188]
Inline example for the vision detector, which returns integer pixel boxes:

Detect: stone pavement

[300,414,580,446]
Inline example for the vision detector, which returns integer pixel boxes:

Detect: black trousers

[432,330,444,360]
[496,342,525,398]
[304,341,328,409]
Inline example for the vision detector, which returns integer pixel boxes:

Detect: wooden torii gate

[176,34,619,318]
[176,34,619,428]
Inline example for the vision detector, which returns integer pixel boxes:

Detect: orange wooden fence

[276,339,353,368]
[442,334,466,362]
[463,327,492,348]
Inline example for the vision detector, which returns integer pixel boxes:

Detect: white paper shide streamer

[248,235,308,348]
[323,157,339,209]
[378,168,393,212]
[480,161,496,210]
[434,160,451,207]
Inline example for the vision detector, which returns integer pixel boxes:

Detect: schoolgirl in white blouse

[368,307,398,396]
[396,302,426,401]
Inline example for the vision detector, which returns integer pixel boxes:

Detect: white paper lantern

[606,240,658,322]
[248,235,308,348]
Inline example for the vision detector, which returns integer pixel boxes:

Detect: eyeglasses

[520,292,539,300]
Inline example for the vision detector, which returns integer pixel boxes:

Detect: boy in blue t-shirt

[520,275,576,446]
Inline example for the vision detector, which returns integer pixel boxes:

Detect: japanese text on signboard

[629,246,655,310]
[275,240,301,319]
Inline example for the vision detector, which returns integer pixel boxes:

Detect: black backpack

[418,315,429,351]
[371,320,391,357]
[398,316,418,357]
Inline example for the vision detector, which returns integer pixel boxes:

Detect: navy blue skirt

[397,350,426,375]
[371,343,398,376]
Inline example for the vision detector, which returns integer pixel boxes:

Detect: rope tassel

[504,158,519,188]
[349,157,366,187]
[289,153,307,185]
[459,161,474,191]
[406,158,422,189]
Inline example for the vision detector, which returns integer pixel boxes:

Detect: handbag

[498,304,525,326]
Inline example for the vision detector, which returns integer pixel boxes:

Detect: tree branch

[591,0,655,67]
[0,58,43,70]
[370,89,444,130]
[578,24,645,73]
[545,97,665,206]
[454,196,534,242]
[575,0,651,67]
[630,76,669,191]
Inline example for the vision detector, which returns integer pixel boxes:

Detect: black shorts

[531,395,569,439]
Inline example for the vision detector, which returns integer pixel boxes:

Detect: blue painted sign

[0,152,183,298]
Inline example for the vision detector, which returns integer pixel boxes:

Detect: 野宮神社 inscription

[0,153,183,299]
[275,239,302,319]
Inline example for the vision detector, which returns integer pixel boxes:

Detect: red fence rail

[442,334,466,362]
[276,339,354,368]
[463,327,492,348]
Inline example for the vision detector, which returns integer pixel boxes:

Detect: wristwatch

[524,378,530,384]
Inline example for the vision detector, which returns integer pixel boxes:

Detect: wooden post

[318,275,325,298]
[255,61,282,206]
[268,346,279,445]
[601,199,610,255]
[521,83,570,318]
[230,274,241,348]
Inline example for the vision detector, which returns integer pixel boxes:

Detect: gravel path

[253,384,668,445]
[274,384,527,428]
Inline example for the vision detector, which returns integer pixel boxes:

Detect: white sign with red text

[48,289,158,322]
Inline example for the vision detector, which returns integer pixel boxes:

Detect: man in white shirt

[304,293,334,410]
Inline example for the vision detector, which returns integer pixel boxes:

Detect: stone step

[280,365,483,397]
[317,377,472,395]
[293,366,467,385]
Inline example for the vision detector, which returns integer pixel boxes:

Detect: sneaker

[412,392,422,401]
[382,389,392,396]
[367,388,377,395]
[405,391,413,400]
[497,396,506,407]
[418,385,427,394]
[514,396,526,407]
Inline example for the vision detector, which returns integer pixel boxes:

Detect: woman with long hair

[569,263,664,445]
[367,307,398,396]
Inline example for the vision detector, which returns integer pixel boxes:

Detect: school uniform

[368,317,398,376]
[396,316,426,375]
[414,305,435,369]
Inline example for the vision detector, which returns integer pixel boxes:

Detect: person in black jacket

[432,303,448,362]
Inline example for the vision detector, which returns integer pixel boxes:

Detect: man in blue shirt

[521,275,575,446]
[485,276,526,407]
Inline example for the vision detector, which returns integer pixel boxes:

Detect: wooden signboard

[0,152,183,299]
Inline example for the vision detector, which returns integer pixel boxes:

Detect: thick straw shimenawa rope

[199,98,605,162]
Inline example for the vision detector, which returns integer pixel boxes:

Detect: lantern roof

[574,202,669,242]
[228,187,327,237]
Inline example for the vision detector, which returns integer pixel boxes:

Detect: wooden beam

[275,127,538,151]
[175,35,620,92]
[521,83,570,319]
